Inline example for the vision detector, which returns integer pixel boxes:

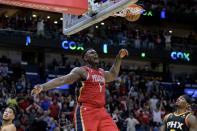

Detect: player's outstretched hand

[31,85,43,96]
[118,49,129,59]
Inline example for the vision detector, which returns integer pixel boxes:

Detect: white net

[114,5,144,17]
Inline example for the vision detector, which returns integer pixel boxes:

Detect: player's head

[175,95,192,109]
[3,106,16,121]
[82,48,99,65]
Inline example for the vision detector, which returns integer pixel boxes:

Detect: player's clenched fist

[118,49,129,59]
[31,85,43,96]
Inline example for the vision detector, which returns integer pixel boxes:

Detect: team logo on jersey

[92,75,105,83]
[167,121,183,130]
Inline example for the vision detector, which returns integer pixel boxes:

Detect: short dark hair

[182,95,192,105]
[7,106,17,116]
[81,48,94,60]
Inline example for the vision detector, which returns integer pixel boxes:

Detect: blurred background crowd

[0,57,196,131]
[0,0,197,131]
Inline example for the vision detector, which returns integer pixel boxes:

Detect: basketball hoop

[63,0,139,35]
[114,4,144,21]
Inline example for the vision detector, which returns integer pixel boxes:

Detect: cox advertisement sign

[61,40,84,51]
[61,40,108,53]
[0,0,88,15]
[171,51,190,62]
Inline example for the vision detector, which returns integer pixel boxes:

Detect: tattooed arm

[31,67,87,95]
[104,49,128,82]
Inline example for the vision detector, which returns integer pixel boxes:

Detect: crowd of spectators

[94,0,197,14]
[78,21,174,50]
[0,56,196,131]
[0,0,196,51]
[73,20,196,53]
[0,12,196,52]
[0,14,62,38]
[0,1,196,129]
[140,0,197,14]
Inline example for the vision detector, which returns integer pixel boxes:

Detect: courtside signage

[0,0,88,15]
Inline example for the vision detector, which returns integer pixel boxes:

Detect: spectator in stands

[155,34,162,49]
[40,95,51,111]
[37,19,45,37]
[141,30,148,49]
[164,32,172,50]
[125,113,139,131]
[67,95,75,110]
[7,95,18,107]
[149,95,159,111]
[152,103,163,131]
[134,30,141,49]
[40,111,51,129]
[49,99,60,120]
[137,107,151,131]
[112,107,119,125]
[148,32,155,49]
[15,79,24,93]
[25,100,42,125]
[0,63,8,78]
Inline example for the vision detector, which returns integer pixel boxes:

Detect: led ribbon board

[0,0,88,15]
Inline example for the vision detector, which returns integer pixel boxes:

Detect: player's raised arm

[187,114,197,131]
[104,49,128,82]
[31,67,86,95]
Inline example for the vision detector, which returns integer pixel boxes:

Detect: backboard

[0,0,88,15]
[63,0,138,36]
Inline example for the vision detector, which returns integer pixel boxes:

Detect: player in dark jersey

[160,95,197,131]
[31,48,128,131]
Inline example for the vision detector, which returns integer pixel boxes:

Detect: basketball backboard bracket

[63,0,138,36]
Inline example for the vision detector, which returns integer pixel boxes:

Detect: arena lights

[160,8,166,19]
[103,44,108,54]
[32,14,37,18]
[170,51,190,62]
[61,40,84,51]
[141,52,146,58]
[54,21,58,24]
[169,30,173,34]
[184,89,197,98]
[26,35,31,46]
